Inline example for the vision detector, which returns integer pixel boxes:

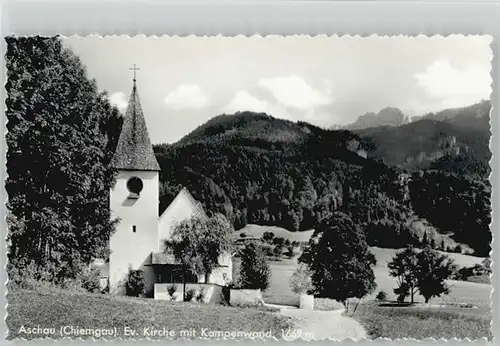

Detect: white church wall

[109,170,159,295]
[158,189,201,250]
[157,188,234,288]
[208,264,232,286]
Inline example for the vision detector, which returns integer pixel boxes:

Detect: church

[101,76,232,297]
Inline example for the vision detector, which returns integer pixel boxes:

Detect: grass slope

[235,224,314,242]
[349,302,492,340]
[7,288,293,340]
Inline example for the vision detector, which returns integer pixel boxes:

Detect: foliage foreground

[7,288,293,340]
[348,302,492,340]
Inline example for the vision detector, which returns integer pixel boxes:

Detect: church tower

[109,74,160,295]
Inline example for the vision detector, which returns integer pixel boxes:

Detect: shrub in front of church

[237,243,271,291]
[7,260,53,291]
[7,258,101,294]
[126,269,145,297]
[167,284,177,298]
[185,288,196,302]
[80,267,102,293]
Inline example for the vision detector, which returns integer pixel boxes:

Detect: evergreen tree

[238,243,271,291]
[5,36,121,281]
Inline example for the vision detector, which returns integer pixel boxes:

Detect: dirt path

[278,307,367,341]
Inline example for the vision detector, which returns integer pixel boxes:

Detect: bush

[80,266,101,293]
[185,288,196,302]
[220,286,230,305]
[125,269,145,297]
[262,231,275,243]
[167,284,177,297]
[238,243,271,290]
[232,300,264,309]
[61,278,87,293]
[290,264,313,295]
[7,261,60,291]
[7,261,40,290]
[376,291,387,301]
[261,244,274,256]
[7,259,102,294]
[197,287,208,302]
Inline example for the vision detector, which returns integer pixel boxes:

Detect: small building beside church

[103,77,232,297]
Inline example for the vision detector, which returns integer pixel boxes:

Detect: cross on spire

[129,64,140,82]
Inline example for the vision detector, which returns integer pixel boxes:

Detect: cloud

[225,90,270,114]
[414,60,491,109]
[164,84,209,110]
[224,90,292,120]
[108,92,128,111]
[258,75,333,110]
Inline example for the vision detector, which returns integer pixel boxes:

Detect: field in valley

[368,247,490,305]
[233,244,490,308]
[232,242,492,339]
[234,224,314,243]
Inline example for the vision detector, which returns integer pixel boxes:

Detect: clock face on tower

[127,176,144,195]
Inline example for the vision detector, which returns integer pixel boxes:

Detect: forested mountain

[355,101,491,180]
[154,111,491,256]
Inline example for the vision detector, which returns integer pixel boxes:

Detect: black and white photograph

[5,35,493,340]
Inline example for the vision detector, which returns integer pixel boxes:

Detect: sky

[63,35,492,144]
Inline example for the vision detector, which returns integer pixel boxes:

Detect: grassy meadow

[7,288,293,340]
[234,224,314,243]
[368,247,490,305]
[348,302,492,340]
[233,230,490,308]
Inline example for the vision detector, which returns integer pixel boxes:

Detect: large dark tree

[416,247,456,303]
[5,36,121,282]
[388,247,420,303]
[299,212,377,306]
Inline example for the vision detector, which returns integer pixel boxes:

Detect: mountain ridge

[154,108,491,256]
[354,101,491,179]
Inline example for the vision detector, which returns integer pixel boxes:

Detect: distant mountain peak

[348,107,409,130]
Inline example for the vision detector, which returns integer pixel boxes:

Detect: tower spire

[111,72,160,171]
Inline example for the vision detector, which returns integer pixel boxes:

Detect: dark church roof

[111,81,160,171]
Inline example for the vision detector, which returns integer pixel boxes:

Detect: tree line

[6,36,122,287]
